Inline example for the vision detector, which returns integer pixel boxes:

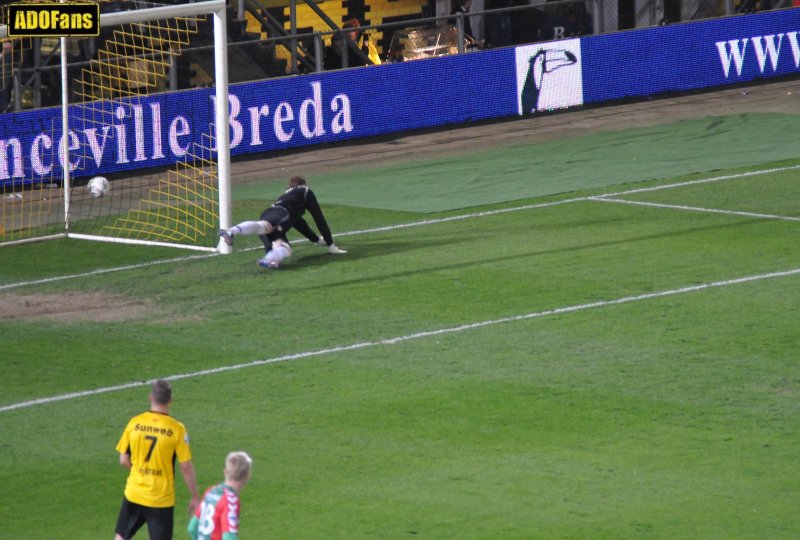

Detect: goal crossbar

[99,0,227,27]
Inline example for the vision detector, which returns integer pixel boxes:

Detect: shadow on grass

[293,234,465,270]
[305,217,766,289]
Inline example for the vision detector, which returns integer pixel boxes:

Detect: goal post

[0,0,232,254]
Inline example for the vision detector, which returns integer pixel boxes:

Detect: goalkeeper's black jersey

[272,185,333,245]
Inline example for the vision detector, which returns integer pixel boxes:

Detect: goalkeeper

[219,176,347,269]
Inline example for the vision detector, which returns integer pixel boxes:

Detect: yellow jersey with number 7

[116,411,193,507]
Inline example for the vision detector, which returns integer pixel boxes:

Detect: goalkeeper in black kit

[219,176,347,269]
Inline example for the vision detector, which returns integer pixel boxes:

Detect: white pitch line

[2,266,799,414]
[595,164,800,198]
[0,198,585,292]
[335,197,583,237]
[1,163,797,292]
[591,197,800,222]
[0,252,220,292]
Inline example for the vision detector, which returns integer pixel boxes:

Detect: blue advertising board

[0,49,515,187]
[581,9,800,103]
[1,9,797,188]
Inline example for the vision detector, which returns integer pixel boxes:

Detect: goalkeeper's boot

[219,229,234,246]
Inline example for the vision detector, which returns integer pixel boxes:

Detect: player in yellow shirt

[114,379,200,540]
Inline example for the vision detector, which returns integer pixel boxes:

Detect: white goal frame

[1,0,232,254]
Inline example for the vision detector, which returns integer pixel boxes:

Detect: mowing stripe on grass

[0,198,582,292]
[2,164,797,292]
[591,197,800,222]
[0,253,218,292]
[2,266,799,414]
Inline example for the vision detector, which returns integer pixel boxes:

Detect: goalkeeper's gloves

[328,243,347,254]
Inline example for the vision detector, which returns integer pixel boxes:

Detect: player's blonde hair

[224,451,253,482]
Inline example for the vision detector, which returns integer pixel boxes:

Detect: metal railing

[3,0,794,112]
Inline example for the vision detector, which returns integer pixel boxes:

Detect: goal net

[0,0,232,253]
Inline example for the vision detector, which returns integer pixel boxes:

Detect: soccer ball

[87,176,111,198]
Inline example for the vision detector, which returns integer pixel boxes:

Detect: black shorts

[115,497,174,540]
[259,205,291,232]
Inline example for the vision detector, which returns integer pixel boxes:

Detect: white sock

[233,221,266,235]
[266,241,292,263]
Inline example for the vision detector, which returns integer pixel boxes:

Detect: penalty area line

[2,266,799,414]
[594,164,800,198]
[591,197,800,223]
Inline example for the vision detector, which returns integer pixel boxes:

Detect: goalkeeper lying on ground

[219,175,347,269]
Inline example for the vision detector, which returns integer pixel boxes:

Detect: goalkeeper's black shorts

[259,205,291,232]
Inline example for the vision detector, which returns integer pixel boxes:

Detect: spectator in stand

[323,32,350,70]
[472,0,486,45]
[540,3,575,41]
[324,19,381,70]
[484,0,513,48]
[567,2,593,36]
[449,0,471,25]
[510,0,545,44]
[344,18,382,65]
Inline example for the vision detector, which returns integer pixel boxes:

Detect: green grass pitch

[1,150,799,536]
